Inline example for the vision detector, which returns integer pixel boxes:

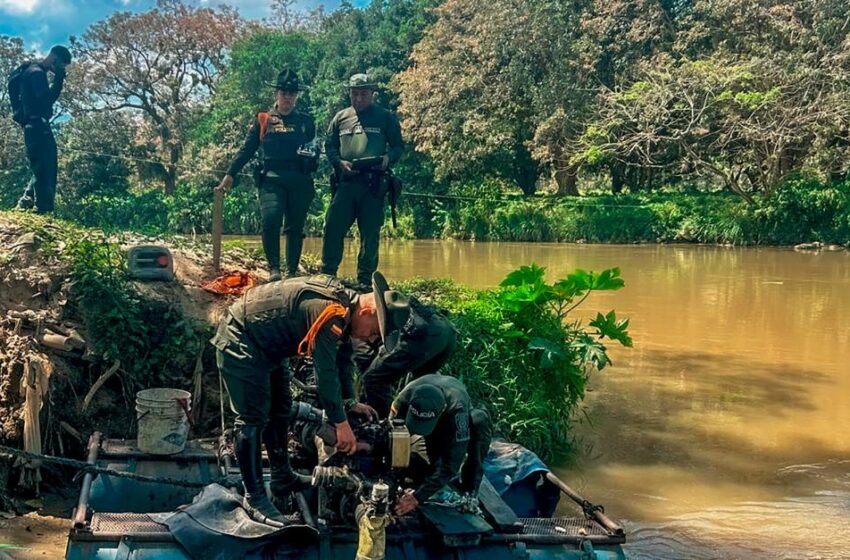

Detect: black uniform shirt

[393,374,472,500]
[21,62,64,121]
[227,109,316,177]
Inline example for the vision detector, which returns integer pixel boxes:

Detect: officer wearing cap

[211,274,380,526]
[218,69,318,281]
[362,271,457,417]
[389,374,493,515]
[14,45,72,213]
[321,73,404,287]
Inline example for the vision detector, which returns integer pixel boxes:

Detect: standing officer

[218,69,318,281]
[362,271,457,417]
[390,374,493,516]
[12,45,72,213]
[212,274,380,526]
[321,73,404,288]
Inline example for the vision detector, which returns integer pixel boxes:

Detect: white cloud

[0,0,41,14]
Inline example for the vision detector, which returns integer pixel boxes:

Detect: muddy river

[290,238,850,559]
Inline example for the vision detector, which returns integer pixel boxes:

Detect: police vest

[237,274,353,359]
[257,112,312,173]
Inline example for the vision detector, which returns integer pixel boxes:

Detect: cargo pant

[18,120,57,213]
[320,176,385,286]
[259,172,315,276]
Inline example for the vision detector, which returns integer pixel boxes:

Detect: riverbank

[47,177,850,246]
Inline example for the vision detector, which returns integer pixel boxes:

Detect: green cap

[372,271,411,352]
[346,73,378,90]
[405,384,446,436]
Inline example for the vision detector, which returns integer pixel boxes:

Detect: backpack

[7,62,32,126]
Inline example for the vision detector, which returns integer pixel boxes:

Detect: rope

[0,443,229,489]
[60,146,653,208]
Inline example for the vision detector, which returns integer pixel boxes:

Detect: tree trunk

[610,165,624,194]
[164,145,180,195]
[555,166,579,196]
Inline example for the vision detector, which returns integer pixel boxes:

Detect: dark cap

[269,69,306,92]
[405,384,446,436]
[372,272,411,351]
[50,45,72,65]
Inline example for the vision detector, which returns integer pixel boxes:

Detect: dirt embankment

[0,213,264,514]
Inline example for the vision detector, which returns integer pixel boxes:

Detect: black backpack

[7,61,32,126]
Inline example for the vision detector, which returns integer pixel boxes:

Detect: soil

[0,213,268,558]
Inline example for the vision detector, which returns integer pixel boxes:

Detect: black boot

[235,425,287,527]
[263,420,311,510]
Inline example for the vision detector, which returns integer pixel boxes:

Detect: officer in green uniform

[211,274,380,526]
[218,69,318,281]
[363,271,457,417]
[321,74,404,287]
[390,374,493,516]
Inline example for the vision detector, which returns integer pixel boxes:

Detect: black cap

[405,384,446,436]
[268,69,306,92]
[50,45,72,65]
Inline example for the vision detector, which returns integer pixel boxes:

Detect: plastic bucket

[135,388,192,455]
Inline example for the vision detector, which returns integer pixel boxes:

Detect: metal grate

[519,516,610,538]
[91,512,171,535]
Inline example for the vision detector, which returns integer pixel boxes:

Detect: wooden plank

[212,187,223,273]
[478,478,524,533]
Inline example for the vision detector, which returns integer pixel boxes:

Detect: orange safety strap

[258,112,270,144]
[298,303,349,356]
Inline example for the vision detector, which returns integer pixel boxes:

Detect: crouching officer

[212,274,380,526]
[362,271,457,417]
[218,69,318,281]
[321,73,404,287]
[390,374,493,516]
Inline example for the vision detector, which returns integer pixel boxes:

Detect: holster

[386,170,402,229]
[253,164,266,188]
[330,171,340,196]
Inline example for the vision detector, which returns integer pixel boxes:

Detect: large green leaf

[528,337,566,368]
[589,310,633,347]
[571,333,612,370]
[500,263,547,287]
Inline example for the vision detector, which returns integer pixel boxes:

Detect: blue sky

[0,0,355,52]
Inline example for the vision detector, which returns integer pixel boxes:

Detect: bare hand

[217,175,234,192]
[339,160,356,175]
[350,402,379,421]
[394,489,419,516]
[334,421,357,455]
[380,155,389,170]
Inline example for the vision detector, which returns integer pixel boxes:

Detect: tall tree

[72,0,242,194]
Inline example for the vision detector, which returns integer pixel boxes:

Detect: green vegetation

[401,265,631,460]
[2,0,849,245]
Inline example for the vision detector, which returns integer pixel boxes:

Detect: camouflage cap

[346,73,379,90]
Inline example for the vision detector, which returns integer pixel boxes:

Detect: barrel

[135,388,192,455]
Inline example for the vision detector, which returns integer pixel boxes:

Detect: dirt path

[0,512,70,559]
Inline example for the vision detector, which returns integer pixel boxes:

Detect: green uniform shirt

[393,374,472,500]
[325,105,403,170]
[212,277,356,424]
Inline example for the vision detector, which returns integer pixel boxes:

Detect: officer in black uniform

[218,69,318,281]
[362,271,457,417]
[211,274,380,526]
[390,374,493,516]
[14,45,72,213]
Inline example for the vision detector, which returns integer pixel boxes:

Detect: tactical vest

[236,274,353,359]
[337,107,393,161]
[258,112,311,173]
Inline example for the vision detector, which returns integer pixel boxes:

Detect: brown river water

[285,237,850,560]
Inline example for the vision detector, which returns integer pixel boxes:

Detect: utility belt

[254,160,312,186]
[330,167,403,228]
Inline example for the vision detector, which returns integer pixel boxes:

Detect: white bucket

[135,388,192,455]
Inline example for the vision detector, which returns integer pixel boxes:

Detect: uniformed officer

[212,274,380,526]
[362,271,457,417]
[218,69,318,281]
[390,374,492,515]
[321,73,404,287]
[14,45,72,213]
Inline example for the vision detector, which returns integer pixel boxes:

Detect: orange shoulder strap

[257,112,270,144]
[298,303,348,357]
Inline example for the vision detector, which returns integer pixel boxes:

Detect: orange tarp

[202,271,257,296]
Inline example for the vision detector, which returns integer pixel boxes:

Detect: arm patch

[455,413,470,442]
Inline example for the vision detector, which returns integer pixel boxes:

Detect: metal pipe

[72,432,103,529]
[545,472,624,536]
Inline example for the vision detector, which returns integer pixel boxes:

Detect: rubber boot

[263,420,311,510]
[235,426,287,527]
[268,267,282,282]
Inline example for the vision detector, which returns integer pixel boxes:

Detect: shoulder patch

[455,413,470,442]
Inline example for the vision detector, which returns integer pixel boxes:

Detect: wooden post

[212,187,223,274]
